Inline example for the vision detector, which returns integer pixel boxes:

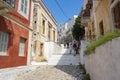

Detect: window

[53,31,55,41]
[89,30,92,39]
[113,2,120,29]
[19,38,25,56]
[42,20,45,34]
[48,22,52,40]
[18,0,29,18]
[0,31,8,55]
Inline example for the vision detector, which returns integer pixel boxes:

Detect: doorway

[113,2,120,29]
[40,43,43,56]
[99,21,104,35]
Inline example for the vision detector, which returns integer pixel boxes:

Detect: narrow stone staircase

[31,48,80,65]
[48,48,80,65]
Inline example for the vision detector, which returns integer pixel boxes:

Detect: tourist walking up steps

[64,43,66,48]
[69,43,73,54]
[67,43,69,48]
[73,42,77,56]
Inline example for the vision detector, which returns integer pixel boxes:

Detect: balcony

[81,9,90,26]
[81,0,93,26]
[81,16,90,25]
[0,0,15,15]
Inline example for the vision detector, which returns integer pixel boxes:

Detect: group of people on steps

[64,41,80,56]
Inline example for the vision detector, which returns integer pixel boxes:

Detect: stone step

[32,48,80,66]
[48,54,80,65]
[49,55,79,60]
[53,48,74,55]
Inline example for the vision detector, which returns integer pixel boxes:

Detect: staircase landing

[31,48,80,65]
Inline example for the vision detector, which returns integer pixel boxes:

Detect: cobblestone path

[0,48,82,80]
[15,65,83,80]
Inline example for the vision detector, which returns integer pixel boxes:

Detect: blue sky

[43,0,83,25]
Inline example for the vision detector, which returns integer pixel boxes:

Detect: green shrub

[82,74,91,80]
[85,31,120,55]
[79,64,86,74]
[79,64,91,80]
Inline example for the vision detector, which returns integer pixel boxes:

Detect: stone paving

[0,65,39,80]
[15,65,83,80]
[0,48,83,80]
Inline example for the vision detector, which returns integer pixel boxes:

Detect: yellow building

[81,0,94,40]
[32,0,57,61]
[109,0,120,31]
[81,0,120,41]
[94,0,111,36]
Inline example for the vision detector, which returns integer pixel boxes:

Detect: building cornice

[33,0,57,26]
[4,15,33,31]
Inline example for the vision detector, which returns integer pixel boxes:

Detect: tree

[72,16,85,41]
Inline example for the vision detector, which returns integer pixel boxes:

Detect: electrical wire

[54,0,69,20]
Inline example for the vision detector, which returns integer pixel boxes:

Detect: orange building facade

[0,0,32,68]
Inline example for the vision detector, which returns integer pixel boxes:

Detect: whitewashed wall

[80,40,89,65]
[85,37,120,80]
[44,41,62,60]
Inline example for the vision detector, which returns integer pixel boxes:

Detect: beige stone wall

[32,1,57,61]
[39,6,57,42]
[85,15,96,41]
[95,0,111,35]
[85,37,120,80]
